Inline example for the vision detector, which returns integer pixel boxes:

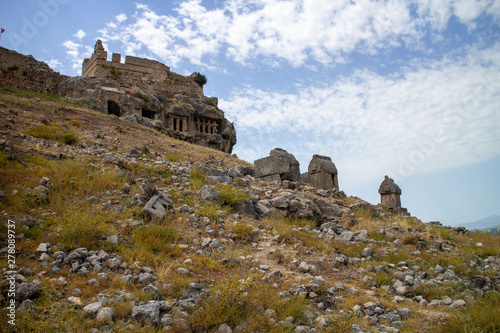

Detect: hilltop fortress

[0,40,237,153]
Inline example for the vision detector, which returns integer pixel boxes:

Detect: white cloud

[73,29,86,39]
[220,43,500,185]
[45,59,62,70]
[63,40,90,71]
[95,0,499,68]
[116,13,127,22]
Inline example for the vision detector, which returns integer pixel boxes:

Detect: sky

[1,0,499,226]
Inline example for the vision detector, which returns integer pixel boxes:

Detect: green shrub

[25,124,60,140]
[207,99,217,107]
[68,120,82,127]
[62,132,79,145]
[216,183,250,207]
[7,65,19,71]
[47,210,110,249]
[194,72,207,86]
[196,203,230,221]
[190,277,311,331]
[136,92,149,101]
[166,154,184,162]
[229,223,255,240]
[24,124,79,146]
[190,168,208,190]
[131,225,178,253]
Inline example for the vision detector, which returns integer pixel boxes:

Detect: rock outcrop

[0,46,68,94]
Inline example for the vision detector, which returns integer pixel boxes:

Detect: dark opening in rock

[107,100,120,116]
[142,108,155,119]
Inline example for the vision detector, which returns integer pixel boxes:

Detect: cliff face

[0,44,237,154]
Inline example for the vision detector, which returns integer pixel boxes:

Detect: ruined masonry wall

[82,40,169,86]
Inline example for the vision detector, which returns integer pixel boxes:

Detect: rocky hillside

[0,88,499,333]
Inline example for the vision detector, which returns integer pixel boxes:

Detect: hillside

[1,80,500,331]
[453,215,500,231]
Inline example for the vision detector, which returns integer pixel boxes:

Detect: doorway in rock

[107,100,120,116]
[142,108,155,119]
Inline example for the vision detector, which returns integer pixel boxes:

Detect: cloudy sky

[1,0,499,225]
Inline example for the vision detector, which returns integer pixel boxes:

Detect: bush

[216,183,250,207]
[47,210,110,249]
[7,65,19,71]
[68,120,82,127]
[166,154,184,162]
[62,132,79,145]
[24,124,79,146]
[25,124,60,140]
[194,72,207,86]
[136,92,149,101]
[131,225,178,253]
[196,203,230,221]
[190,168,208,190]
[190,277,311,331]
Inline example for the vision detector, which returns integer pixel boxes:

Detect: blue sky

[1,0,499,225]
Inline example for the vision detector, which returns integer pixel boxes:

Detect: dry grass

[189,276,311,332]
[262,215,335,254]
[435,292,500,333]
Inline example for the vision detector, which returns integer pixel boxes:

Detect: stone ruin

[254,148,301,183]
[378,175,409,215]
[57,40,237,153]
[255,150,340,192]
[254,150,412,215]
[306,155,339,191]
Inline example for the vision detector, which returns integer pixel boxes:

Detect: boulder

[131,302,161,325]
[198,185,220,203]
[142,192,172,220]
[254,148,300,182]
[15,282,41,302]
[83,302,102,318]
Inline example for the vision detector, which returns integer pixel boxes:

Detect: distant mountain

[454,215,500,230]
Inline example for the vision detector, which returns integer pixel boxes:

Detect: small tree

[194,72,207,86]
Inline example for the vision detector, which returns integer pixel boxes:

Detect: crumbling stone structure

[58,40,236,153]
[82,40,170,87]
[378,176,401,208]
[254,148,300,182]
[307,155,339,191]
[378,176,409,215]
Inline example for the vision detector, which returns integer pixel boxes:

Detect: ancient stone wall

[82,40,203,97]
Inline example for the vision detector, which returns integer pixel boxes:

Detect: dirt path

[253,234,297,277]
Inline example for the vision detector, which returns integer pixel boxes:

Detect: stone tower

[378,175,402,209]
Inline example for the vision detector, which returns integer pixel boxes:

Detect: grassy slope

[0,88,499,333]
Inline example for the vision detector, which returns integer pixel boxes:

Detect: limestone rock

[142,192,172,220]
[15,282,41,302]
[307,155,338,191]
[198,185,220,203]
[83,302,102,318]
[131,302,161,325]
[96,307,114,322]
